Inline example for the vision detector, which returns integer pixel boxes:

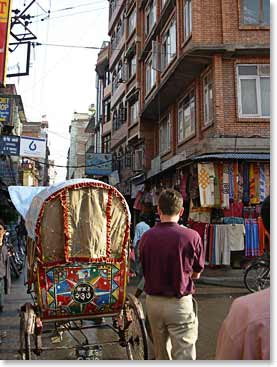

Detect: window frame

[203,70,214,127]
[240,0,270,26]
[128,7,136,36]
[145,54,156,95]
[161,18,176,72]
[237,63,270,119]
[159,114,171,155]
[177,89,196,143]
[129,99,139,125]
[183,0,192,41]
[145,0,156,37]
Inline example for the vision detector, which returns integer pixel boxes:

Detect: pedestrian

[0,219,11,345]
[140,189,205,360]
[131,214,150,294]
[216,195,270,360]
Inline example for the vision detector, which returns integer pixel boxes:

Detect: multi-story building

[67,112,90,179]
[105,0,270,234]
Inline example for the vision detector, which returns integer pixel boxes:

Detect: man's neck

[159,214,179,223]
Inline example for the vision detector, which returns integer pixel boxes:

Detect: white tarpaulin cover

[8,186,46,219]
[9,179,131,240]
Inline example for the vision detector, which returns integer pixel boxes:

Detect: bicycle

[243,252,270,293]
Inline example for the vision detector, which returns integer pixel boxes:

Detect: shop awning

[192,153,270,161]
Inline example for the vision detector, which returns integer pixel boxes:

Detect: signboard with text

[20,136,46,159]
[0,96,12,123]
[85,153,112,176]
[0,135,20,155]
[0,0,12,85]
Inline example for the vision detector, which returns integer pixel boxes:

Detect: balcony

[109,0,125,34]
[104,83,112,99]
[85,135,95,154]
[103,120,112,136]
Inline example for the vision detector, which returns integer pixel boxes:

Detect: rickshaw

[9,179,149,360]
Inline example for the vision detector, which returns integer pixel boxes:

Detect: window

[145,0,156,36]
[159,115,171,154]
[130,100,139,125]
[161,20,176,71]
[103,134,111,153]
[241,0,270,25]
[237,64,270,118]
[183,0,192,40]
[112,110,118,131]
[161,0,168,9]
[203,70,213,126]
[128,54,136,78]
[128,8,136,35]
[178,90,196,142]
[104,100,111,122]
[134,149,143,171]
[145,55,156,94]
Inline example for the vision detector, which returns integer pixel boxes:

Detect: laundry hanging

[222,164,230,209]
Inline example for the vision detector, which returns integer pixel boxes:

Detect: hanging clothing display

[249,163,260,205]
[198,163,215,207]
[245,219,260,257]
[233,162,239,202]
[237,163,244,202]
[228,163,234,202]
[243,162,250,204]
[259,164,266,202]
[213,163,221,207]
[222,164,230,209]
[179,173,188,201]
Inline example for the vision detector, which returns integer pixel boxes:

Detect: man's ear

[157,206,162,216]
[179,207,184,217]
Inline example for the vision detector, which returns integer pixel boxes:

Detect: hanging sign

[0,135,20,155]
[20,136,46,159]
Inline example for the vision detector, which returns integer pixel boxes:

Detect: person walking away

[216,195,270,360]
[140,189,205,360]
[0,219,11,344]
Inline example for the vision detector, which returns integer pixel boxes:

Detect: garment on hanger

[245,218,260,257]
[243,162,249,204]
[226,224,245,251]
[249,163,260,205]
[198,162,215,207]
[214,163,221,207]
[233,161,239,202]
[259,164,266,202]
[228,163,234,202]
[222,164,230,209]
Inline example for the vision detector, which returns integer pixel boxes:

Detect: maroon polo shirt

[140,222,205,298]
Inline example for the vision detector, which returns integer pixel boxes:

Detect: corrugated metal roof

[192,153,270,161]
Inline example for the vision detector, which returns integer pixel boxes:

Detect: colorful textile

[243,163,250,204]
[238,163,244,202]
[213,163,221,207]
[233,162,239,202]
[180,173,188,201]
[259,164,266,202]
[264,163,270,197]
[190,165,200,200]
[215,225,231,265]
[228,163,234,202]
[245,219,260,257]
[223,217,244,224]
[222,164,230,209]
[257,216,269,256]
[198,163,215,207]
[249,163,260,205]
[223,202,244,217]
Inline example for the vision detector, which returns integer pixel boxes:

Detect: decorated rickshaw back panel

[37,261,127,320]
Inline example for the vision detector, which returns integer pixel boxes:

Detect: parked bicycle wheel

[244,262,270,293]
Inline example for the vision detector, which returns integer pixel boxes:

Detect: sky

[6,0,109,182]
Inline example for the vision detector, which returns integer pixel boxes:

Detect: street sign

[20,136,46,159]
[85,153,112,176]
[0,135,20,156]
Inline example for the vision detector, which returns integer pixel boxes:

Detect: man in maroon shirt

[140,189,205,360]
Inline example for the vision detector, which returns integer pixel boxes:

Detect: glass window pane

[178,108,184,141]
[240,79,258,114]
[184,105,191,138]
[260,77,270,116]
[238,65,258,75]
[243,0,259,24]
[262,0,270,24]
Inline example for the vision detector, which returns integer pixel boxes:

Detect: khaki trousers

[146,294,198,360]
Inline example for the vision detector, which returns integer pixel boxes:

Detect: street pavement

[0,270,249,360]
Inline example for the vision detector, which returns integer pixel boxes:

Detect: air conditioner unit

[134,149,143,171]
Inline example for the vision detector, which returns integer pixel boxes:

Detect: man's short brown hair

[158,189,183,216]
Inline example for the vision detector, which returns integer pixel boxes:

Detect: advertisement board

[0,0,12,85]
[0,135,20,155]
[85,153,112,176]
[0,96,12,123]
[20,136,46,159]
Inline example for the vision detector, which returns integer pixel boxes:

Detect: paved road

[0,274,248,360]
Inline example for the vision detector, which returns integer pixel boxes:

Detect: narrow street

[0,272,248,360]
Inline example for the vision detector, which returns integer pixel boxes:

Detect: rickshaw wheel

[125,294,149,360]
